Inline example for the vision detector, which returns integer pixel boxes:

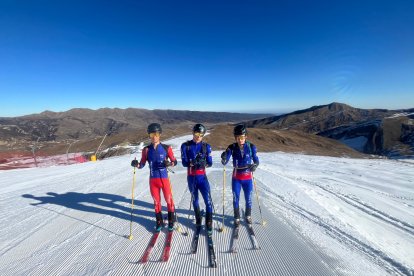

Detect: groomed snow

[0,135,413,275]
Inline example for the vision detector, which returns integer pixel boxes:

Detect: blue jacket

[181,140,212,174]
[139,144,176,178]
[222,142,259,174]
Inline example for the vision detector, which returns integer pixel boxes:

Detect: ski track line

[321,175,414,202]
[301,178,414,236]
[272,168,414,237]
[258,169,413,276]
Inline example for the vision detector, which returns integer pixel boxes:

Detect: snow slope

[0,135,413,276]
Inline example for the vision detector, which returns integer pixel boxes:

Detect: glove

[131,159,138,167]
[194,154,207,168]
[164,160,172,167]
[196,158,207,168]
[249,163,258,172]
[220,151,227,165]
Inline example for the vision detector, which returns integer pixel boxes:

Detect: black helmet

[192,123,206,134]
[147,123,162,134]
[233,124,247,136]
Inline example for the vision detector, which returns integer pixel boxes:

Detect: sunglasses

[235,135,246,139]
[149,132,160,138]
[193,132,204,138]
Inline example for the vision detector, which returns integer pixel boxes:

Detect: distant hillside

[243,102,414,158]
[204,124,365,158]
[0,108,271,154]
[0,108,270,148]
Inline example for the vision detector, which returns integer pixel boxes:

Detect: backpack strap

[186,140,191,157]
[202,141,207,156]
[160,143,170,160]
[246,141,253,157]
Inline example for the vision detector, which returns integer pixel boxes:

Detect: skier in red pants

[131,123,177,231]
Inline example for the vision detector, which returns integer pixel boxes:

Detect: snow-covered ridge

[387,112,414,119]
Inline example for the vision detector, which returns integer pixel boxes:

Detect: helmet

[233,124,247,136]
[192,123,206,134]
[147,123,162,134]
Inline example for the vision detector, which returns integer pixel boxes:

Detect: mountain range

[243,102,414,157]
[1,103,413,159]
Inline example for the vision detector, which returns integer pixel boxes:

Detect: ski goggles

[235,135,246,139]
[149,132,160,138]
[193,132,204,138]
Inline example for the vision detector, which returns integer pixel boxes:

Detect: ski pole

[218,165,226,232]
[168,170,189,236]
[253,173,267,226]
[128,161,137,240]
[187,171,195,220]
[187,188,194,220]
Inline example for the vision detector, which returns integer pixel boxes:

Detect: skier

[221,124,259,225]
[181,123,214,233]
[131,123,178,231]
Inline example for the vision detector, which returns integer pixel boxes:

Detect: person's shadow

[22,192,231,237]
[22,192,159,234]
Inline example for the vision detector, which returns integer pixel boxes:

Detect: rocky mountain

[244,102,414,157]
[204,124,365,158]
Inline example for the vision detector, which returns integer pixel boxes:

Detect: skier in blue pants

[181,124,214,232]
[221,124,259,225]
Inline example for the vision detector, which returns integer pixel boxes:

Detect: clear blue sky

[1,0,413,117]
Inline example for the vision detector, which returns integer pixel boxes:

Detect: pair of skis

[190,225,217,268]
[140,230,173,263]
[231,216,260,253]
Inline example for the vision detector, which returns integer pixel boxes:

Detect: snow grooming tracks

[298,177,414,237]
[256,168,413,276]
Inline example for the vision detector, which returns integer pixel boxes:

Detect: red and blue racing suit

[139,143,177,213]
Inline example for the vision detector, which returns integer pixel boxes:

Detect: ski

[245,221,260,250]
[230,225,240,253]
[161,231,173,262]
[206,231,217,268]
[191,225,202,253]
[140,231,161,263]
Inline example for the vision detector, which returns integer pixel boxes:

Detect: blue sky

[1,0,413,117]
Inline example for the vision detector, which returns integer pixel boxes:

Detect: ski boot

[245,207,252,224]
[206,212,213,234]
[155,212,163,232]
[234,208,240,226]
[167,211,175,232]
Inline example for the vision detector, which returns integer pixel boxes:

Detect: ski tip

[261,220,267,226]
[128,235,133,240]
